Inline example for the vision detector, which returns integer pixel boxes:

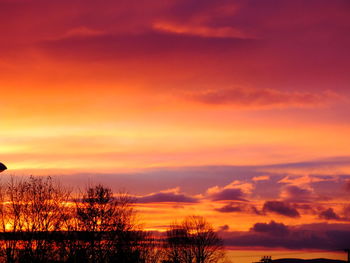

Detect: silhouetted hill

[273,258,346,263]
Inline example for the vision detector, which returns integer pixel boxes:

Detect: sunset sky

[1,0,350,261]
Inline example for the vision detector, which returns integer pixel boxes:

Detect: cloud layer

[190,88,337,108]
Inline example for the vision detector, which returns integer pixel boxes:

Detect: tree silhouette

[74,184,145,263]
[165,216,224,263]
[0,176,71,262]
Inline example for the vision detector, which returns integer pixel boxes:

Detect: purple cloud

[263,201,300,218]
[251,221,289,236]
[215,203,262,215]
[136,191,198,203]
[281,185,314,203]
[216,203,243,213]
[209,188,247,201]
[222,223,350,250]
[319,208,341,221]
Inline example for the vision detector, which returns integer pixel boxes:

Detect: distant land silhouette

[273,259,346,263]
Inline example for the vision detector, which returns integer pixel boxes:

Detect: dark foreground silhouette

[0,176,224,263]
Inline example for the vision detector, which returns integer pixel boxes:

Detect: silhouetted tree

[0,181,17,263]
[165,216,224,263]
[0,176,71,262]
[74,184,145,263]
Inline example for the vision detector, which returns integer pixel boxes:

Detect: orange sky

[1,0,350,259]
